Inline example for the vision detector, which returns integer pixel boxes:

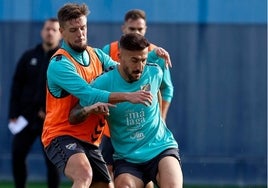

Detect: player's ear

[117,52,121,60]
[59,27,64,34]
[121,24,125,33]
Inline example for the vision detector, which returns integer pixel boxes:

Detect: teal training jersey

[103,43,174,102]
[91,63,178,163]
[47,41,115,106]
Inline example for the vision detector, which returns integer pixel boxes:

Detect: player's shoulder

[149,43,158,51]
[110,41,119,45]
[102,41,118,54]
[146,62,162,74]
[95,65,117,80]
[51,53,68,63]
[104,65,116,72]
[146,62,158,67]
[146,62,161,70]
[49,54,74,72]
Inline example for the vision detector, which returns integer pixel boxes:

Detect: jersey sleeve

[90,71,110,90]
[102,44,110,55]
[94,48,118,70]
[47,56,110,106]
[147,51,174,102]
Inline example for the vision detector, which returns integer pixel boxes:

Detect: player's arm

[147,52,174,121]
[69,102,115,125]
[161,100,171,121]
[108,91,152,105]
[160,67,173,121]
[69,90,153,124]
[157,90,163,119]
[9,52,29,120]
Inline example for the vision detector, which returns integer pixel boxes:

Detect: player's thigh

[157,156,183,187]
[65,152,92,180]
[115,173,144,188]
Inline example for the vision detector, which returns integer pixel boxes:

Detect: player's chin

[132,74,141,81]
[72,44,87,52]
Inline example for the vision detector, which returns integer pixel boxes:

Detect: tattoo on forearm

[77,108,89,120]
[70,107,90,124]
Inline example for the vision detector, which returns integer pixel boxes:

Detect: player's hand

[91,102,116,116]
[154,47,172,68]
[126,90,153,106]
[69,102,116,125]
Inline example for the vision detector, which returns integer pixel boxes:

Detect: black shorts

[113,148,181,185]
[99,135,114,165]
[45,135,111,183]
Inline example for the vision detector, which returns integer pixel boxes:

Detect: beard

[68,38,87,52]
[125,69,142,83]
[69,43,87,52]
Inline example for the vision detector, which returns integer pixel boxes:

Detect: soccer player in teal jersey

[101,11,174,188]
[69,33,183,188]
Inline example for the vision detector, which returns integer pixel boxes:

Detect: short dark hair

[46,18,58,23]
[124,9,146,22]
[57,3,90,27]
[119,33,150,51]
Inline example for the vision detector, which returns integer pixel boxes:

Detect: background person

[8,18,62,188]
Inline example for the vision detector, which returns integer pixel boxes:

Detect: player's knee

[115,175,142,188]
[66,164,93,185]
[115,177,131,188]
[158,178,182,188]
[77,166,92,181]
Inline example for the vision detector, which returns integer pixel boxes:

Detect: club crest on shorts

[65,143,77,150]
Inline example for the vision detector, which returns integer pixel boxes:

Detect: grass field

[0,181,266,188]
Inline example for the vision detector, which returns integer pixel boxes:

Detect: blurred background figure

[8,18,62,188]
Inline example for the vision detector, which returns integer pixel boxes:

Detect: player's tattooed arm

[69,102,115,124]
[69,104,89,124]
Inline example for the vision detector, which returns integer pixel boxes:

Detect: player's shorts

[113,148,181,185]
[45,135,111,183]
[99,135,114,165]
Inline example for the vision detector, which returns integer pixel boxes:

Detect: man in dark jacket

[8,18,62,188]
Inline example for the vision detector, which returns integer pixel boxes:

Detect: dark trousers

[11,123,60,188]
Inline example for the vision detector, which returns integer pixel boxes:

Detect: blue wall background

[0,0,267,186]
